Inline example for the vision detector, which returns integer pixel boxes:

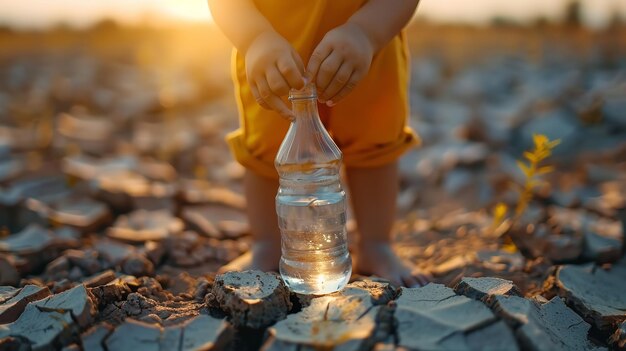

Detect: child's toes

[389,275,405,288]
[402,274,422,288]
[411,269,432,286]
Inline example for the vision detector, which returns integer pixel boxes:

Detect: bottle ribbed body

[275,84,351,295]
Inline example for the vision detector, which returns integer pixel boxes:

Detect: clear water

[276,178,351,295]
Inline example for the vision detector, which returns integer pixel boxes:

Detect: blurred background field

[0,0,624,210]
[0,1,625,350]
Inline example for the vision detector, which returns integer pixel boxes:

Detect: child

[208,0,430,287]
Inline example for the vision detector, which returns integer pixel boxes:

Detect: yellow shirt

[253,0,367,66]
[228,0,418,178]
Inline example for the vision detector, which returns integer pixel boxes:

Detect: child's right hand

[245,31,306,117]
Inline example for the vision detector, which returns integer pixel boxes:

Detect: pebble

[0,301,78,349]
[0,285,51,324]
[0,286,19,303]
[454,277,521,301]
[211,270,292,329]
[179,179,246,209]
[0,158,25,184]
[88,277,134,309]
[105,314,231,351]
[80,323,114,351]
[182,204,249,239]
[180,314,233,351]
[95,170,177,212]
[40,197,111,233]
[489,295,603,351]
[0,285,95,349]
[34,284,96,328]
[553,262,626,334]
[0,225,80,276]
[0,256,20,286]
[107,209,184,243]
[394,284,516,351]
[121,253,155,277]
[509,222,583,263]
[82,270,116,288]
[57,110,116,155]
[62,154,136,181]
[105,318,162,351]
[93,238,136,265]
[0,224,78,256]
[581,216,624,264]
[264,280,394,351]
[609,321,626,351]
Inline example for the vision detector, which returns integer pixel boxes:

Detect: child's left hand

[306,23,374,106]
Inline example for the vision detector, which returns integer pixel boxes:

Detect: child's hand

[245,31,306,117]
[306,23,374,106]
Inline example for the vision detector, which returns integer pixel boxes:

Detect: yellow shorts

[227,0,419,179]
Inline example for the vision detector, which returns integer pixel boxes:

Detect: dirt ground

[0,22,625,350]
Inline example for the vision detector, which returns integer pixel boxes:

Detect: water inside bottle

[276,172,351,295]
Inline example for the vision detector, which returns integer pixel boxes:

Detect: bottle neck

[291,98,319,119]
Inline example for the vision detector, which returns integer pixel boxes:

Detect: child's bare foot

[217,241,280,274]
[355,242,431,288]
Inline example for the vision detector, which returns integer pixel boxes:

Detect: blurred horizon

[0,0,625,30]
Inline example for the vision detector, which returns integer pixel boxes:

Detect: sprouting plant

[491,202,508,229]
[491,134,560,233]
[513,134,560,217]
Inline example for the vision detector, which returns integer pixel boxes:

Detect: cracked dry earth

[1,265,626,350]
[1,24,626,351]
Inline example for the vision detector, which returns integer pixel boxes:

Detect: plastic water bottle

[275,83,352,295]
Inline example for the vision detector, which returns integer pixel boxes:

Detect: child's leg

[218,170,281,273]
[346,161,430,287]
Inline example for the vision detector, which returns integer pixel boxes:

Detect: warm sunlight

[0,0,623,29]
[0,0,212,29]
[152,0,212,23]
[0,0,625,349]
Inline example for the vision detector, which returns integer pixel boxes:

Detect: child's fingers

[266,66,290,97]
[315,52,342,95]
[249,83,271,110]
[255,78,293,117]
[276,52,305,89]
[291,50,306,76]
[306,43,332,82]
[319,63,353,103]
[324,71,362,106]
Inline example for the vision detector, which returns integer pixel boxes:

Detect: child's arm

[307,0,420,106]
[208,0,305,117]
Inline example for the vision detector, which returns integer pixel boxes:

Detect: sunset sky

[0,0,623,29]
